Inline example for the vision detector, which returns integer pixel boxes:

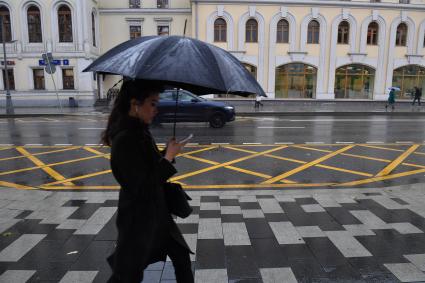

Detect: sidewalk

[1,183,425,282]
[1,100,425,117]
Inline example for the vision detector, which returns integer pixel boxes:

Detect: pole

[173,88,179,139]
[1,16,14,115]
[45,54,62,110]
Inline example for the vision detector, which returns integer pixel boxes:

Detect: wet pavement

[1,185,425,282]
[1,115,425,282]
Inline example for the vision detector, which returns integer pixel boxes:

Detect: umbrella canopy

[83,35,266,97]
[388,87,401,91]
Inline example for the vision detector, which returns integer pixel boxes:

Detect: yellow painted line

[336,168,425,187]
[15,146,74,186]
[359,144,404,152]
[280,179,298,184]
[265,154,307,164]
[0,181,37,190]
[262,145,354,184]
[183,154,218,165]
[341,153,391,163]
[225,165,272,179]
[316,164,373,177]
[0,146,14,151]
[292,145,333,153]
[83,146,110,159]
[183,183,335,189]
[0,146,81,162]
[375,144,420,177]
[171,146,288,181]
[0,153,110,176]
[40,182,336,190]
[403,163,425,169]
[42,169,112,186]
[177,146,218,157]
[222,146,263,154]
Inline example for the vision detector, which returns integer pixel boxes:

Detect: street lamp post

[0,15,14,115]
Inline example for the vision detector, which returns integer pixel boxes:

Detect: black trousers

[413,97,421,105]
[107,237,193,283]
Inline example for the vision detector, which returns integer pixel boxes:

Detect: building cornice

[191,0,425,10]
[99,8,192,15]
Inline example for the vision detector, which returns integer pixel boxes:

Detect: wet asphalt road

[0,115,424,145]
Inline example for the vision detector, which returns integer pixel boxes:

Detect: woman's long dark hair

[101,79,164,146]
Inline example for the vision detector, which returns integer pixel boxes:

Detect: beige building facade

[1,0,425,106]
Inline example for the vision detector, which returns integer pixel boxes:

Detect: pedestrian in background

[254,94,263,108]
[385,88,396,111]
[103,79,194,283]
[412,86,422,106]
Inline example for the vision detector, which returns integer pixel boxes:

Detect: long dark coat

[107,116,191,282]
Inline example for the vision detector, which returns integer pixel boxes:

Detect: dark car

[155,89,236,128]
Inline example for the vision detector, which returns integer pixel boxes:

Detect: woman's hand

[164,138,186,162]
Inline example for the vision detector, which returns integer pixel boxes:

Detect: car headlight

[224,106,234,110]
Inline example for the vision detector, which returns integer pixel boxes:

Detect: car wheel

[209,112,226,128]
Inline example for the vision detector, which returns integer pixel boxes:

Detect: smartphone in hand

[179,134,193,144]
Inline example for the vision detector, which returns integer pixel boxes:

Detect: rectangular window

[62,68,74,89]
[157,25,169,36]
[129,0,140,8]
[157,0,169,8]
[129,25,141,39]
[2,69,14,90]
[33,69,45,90]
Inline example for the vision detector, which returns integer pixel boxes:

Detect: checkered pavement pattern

[1,185,425,282]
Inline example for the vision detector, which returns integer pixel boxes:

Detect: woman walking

[103,79,194,283]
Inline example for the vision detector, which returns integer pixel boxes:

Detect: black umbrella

[83,35,265,97]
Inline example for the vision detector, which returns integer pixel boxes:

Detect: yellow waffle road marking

[359,144,404,152]
[0,146,14,151]
[341,153,391,163]
[0,153,110,176]
[177,146,218,157]
[337,168,425,187]
[15,146,74,186]
[0,181,37,190]
[171,146,288,181]
[0,146,81,162]
[263,145,355,184]
[375,144,420,177]
[42,169,111,186]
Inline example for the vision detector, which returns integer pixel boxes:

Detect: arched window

[337,21,349,44]
[367,22,379,45]
[27,5,42,43]
[276,19,289,43]
[0,6,12,42]
[395,23,408,46]
[335,65,375,99]
[58,5,73,42]
[307,20,320,44]
[245,19,258,43]
[392,65,425,99]
[275,63,317,98]
[91,12,96,47]
[214,18,226,42]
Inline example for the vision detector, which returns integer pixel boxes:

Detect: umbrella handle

[173,88,180,139]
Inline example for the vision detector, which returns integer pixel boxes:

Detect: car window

[160,91,176,101]
[179,92,195,102]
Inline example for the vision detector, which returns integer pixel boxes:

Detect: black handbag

[163,182,192,218]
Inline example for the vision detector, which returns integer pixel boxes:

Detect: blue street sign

[63,59,69,65]
[38,59,62,66]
